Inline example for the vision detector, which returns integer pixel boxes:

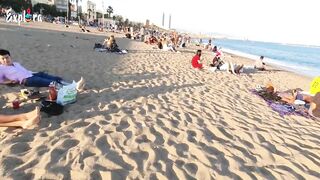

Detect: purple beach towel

[251,89,314,119]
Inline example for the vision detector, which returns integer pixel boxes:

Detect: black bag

[40,100,64,116]
[94,43,103,49]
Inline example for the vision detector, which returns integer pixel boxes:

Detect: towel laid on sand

[251,89,314,119]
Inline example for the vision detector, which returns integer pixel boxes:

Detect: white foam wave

[221,48,320,77]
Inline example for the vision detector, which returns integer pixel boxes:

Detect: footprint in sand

[184,163,198,175]
[9,142,31,154]
[1,156,24,172]
[116,120,130,132]
[174,143,189,158]
[95,135,111,154]
[187,130,197,143]
[61,139,80,149]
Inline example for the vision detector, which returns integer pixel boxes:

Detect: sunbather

[260,84,320,117]
[0,49,85,90]
[0,107,40,129]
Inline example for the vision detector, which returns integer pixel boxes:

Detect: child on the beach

[0,49,85,90]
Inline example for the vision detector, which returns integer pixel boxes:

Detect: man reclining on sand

[260,84,320,117]
[0,49,85,91]
[0,107,40,129]
[209,56,244,74]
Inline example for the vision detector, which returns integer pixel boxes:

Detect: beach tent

[310,77,320,95]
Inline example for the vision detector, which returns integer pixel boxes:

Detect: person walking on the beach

[0,107,40,129]
[192,50,203,69]
[0,49,85,90]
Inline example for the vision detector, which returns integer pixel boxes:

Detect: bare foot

[76,77,86,91]
[22,107,40,129]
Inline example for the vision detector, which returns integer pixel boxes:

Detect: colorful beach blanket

[251,89,314,119]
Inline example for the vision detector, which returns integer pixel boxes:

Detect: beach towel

[251,89,314,118]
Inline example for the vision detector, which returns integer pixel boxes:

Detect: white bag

[57,81,77,105]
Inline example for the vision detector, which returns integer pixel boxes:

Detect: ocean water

[195,38,320,77]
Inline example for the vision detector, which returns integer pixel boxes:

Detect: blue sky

[93,0,320,46]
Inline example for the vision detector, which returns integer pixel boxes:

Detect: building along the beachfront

[79,0,96,23]
[31,0,55,6]
[54,0,68,12]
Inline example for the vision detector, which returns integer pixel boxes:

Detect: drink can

[12,99,20,109]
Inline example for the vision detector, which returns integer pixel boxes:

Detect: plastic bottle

[49,82,57,101]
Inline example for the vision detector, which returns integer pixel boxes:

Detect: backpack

[94,43,103,49]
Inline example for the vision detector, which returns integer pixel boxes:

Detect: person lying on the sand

[0,49,85,90]
[0,107,40,129]
[210,57,244,74]
[259,84,320,117]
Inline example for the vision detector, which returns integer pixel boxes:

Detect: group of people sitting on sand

[191,48,320,117]
[137,30,190,52]
[192,47,266,74]
[0,49,86,129]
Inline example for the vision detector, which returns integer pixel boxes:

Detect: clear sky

[94,0,320,46]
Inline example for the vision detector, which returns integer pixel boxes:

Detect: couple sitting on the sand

[94,35,127,54]
[258,84,320,117]
[0,49,85,94]
[158,38,178,52]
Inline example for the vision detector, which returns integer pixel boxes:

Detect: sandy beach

[0,21,320,179]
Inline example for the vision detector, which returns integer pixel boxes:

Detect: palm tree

[124,18,129,27]
[106,6,113,18]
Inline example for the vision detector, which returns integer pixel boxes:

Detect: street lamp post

[102,0,105,28]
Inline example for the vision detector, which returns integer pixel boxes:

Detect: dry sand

[0,21,320,179]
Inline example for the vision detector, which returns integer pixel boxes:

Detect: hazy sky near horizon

[94,0,320,45]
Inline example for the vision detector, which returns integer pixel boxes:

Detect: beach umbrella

[310,77,320,95]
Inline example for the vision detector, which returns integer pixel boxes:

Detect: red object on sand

[192,55,203,69]
[48,83,57,101]
[12,99,20,109]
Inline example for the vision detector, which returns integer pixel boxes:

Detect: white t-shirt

[255,59,264,68]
